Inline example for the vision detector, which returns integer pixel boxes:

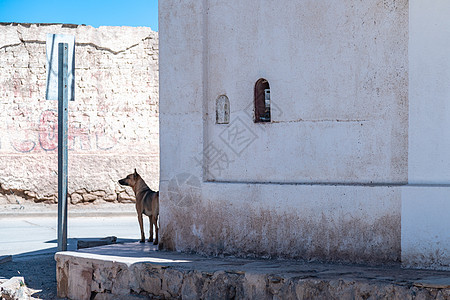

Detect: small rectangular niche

[216,95,230,124]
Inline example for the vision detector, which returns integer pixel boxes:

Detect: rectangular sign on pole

[46,34,75,101]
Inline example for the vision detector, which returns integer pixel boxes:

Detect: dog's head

[118,169,140,188]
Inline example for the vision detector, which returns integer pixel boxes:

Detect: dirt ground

[0,253,60,299]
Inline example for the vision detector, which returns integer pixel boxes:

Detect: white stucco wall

[205,1,408,185]
[160,0,408,264]
[403,0,450,270]
[402,187,450,270]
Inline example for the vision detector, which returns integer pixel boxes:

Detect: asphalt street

[0,213,145,257]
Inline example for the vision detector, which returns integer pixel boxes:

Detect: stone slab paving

[55,242,450,300]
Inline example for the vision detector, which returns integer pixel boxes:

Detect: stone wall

[55,248,450,300]
[0,23,159,204]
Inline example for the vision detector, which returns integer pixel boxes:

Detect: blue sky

[0,0,158,31]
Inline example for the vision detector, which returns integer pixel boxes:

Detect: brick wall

[0,23,159,204]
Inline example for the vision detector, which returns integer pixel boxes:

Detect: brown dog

[118,169,159,245]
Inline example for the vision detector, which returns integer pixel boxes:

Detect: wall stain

[161,200,400,264]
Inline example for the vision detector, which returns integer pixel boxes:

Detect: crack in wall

[1,33,154,55]
[0,43,23,51]
[16,28,32,68]
[76,36,154,55]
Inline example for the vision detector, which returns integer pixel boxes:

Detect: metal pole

[57,43,68,251]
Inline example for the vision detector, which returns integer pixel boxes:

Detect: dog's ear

[134,168,138,175]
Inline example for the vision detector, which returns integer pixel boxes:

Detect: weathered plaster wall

[0,23,159,204]
[164,183,401,264]
[159,0,407,264]
[205,0,408,184]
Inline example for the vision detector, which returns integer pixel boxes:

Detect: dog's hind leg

[138,214,145,243]
[148,215,153,243]
[152,215,158,245]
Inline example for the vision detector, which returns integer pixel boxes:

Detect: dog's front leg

[148,215,153,243]
[152,215,158,245]
[138,213,145,243]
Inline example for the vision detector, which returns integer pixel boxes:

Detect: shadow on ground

[0,237,140,299]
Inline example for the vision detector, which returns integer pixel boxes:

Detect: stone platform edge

[55,244,450,300]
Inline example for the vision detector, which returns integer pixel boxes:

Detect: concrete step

[76,236,118,249]
[55,243,450,300]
